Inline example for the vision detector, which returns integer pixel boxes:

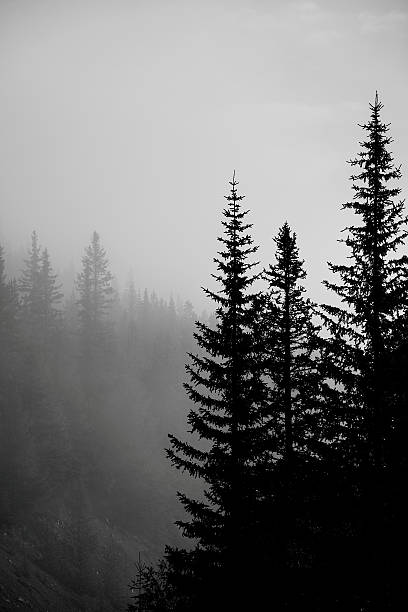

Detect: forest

[1,95,407,610]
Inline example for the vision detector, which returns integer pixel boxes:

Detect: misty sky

[0,0,407,309]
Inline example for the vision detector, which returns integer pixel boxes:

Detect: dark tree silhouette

[263,222,323,584]
[166,173,270,608]
[264,222,321,463]
[320,93,408,606]
[322,93,407,469]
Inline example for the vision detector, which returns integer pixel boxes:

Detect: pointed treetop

[30,230,40,254]
[369,90,383,116]
[225,171,245,209]
[229,169,240,190]
[274,221,297,248]
[281,220,291,234]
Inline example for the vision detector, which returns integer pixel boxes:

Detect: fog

[1,1,408,610]
[1,0,407,309]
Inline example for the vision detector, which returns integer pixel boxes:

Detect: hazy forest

[1,95,408,610]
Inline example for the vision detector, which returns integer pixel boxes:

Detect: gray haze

[0,0,407,308]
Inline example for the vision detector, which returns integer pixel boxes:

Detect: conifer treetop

[320,94,408,468]
[167,174,270,560]
[76,231,114,323]
[205,171,260,310]
[323,93,408,333]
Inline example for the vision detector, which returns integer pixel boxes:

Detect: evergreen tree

[166,174,270,608]
[263,223,323,579]
[320,93,408,605]
[2,245,64,523]
[0,245,18,353]
[17,234,68,495]
[264,222,321,463]
[75,232,114,480]
[39,247,63,331]
[19,233,62,355]
[322,94,407,465]
[19,230,42,330]
[76,231,114,363]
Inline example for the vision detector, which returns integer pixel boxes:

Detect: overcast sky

[0,0,407,309]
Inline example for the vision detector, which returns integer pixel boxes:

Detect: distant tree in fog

[19,232,62,352]
[76,231,114,360]
[0,244,18,347]
[19,230,42,327]
[39,247,63,330]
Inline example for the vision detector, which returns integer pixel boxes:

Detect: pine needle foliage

[19,231,42,322]
[264,222,321,463]
[76,231,114,362]
[19,232,62,351]
[76,232,114,330]
[167,173,270,574]
[39,248,63,329]
[318,94,408,603]
[262,223,325,577]
[321,93,408,469]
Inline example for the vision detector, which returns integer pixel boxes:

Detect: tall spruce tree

[263,223,323,580]
[321,93,407,469]
[19,230,42,331]
[75,231,114,473]
[39,248,63,330]
[167,174,270,607]
[264,222,321,463]
[18,236,68,498]
[320,93,408,605]
[19,233,62,354]
[76,231,114,362]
